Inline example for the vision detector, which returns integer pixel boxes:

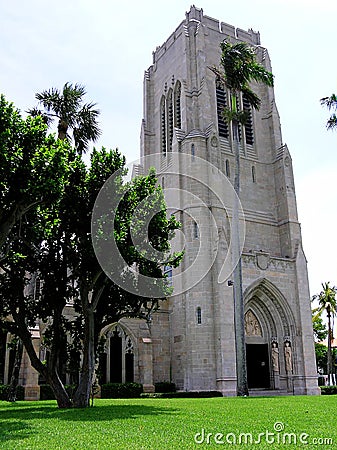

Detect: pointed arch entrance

[98,323,135,385]
[244,279,296,390]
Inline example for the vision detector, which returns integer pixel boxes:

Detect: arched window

[196,307,202,324]
[225,159,230,177]
[167,89,173,152]
[216,79,229,138]
[174,81,182,129]
[191,143,195,159]
[243,93,254,145]
[160,96,166,154]
[98,325,135,384]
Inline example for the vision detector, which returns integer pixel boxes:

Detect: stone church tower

[137,5,319,395]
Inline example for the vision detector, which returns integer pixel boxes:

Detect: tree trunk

[57,120,68,141]
[232,119,249,396]
[7,338,23,402]
[73,306,96,408]
[45,370,73,409]
[17,318,72,408]
[327,306,333,386]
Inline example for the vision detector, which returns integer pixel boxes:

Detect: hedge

[320,385,337,395]
[39,384,77,400]
[154,381,176,393]
[100,382,143,398]
[141,391,223,399]
[0,384,24,401]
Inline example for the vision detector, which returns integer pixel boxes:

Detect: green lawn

[0,396,335,449]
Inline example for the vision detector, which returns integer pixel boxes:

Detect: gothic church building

[0,6,319,397]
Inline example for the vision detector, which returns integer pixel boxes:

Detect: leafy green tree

[69,151,181,408]
[210,41,274,396]
[320,94,337,130]
[29,82,101,154]
[312,309,328,342]
[0,94,69,252]
[0,142,181,408]
[313,282,337,385]
[314,343,337,379]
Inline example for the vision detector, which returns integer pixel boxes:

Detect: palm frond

[26,107,54,126]
[327,114,337,130]
[320,94,337,110]
[241,87,261,110]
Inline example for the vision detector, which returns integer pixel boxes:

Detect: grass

[0,396,336,449]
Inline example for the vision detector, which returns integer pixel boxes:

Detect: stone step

[248,389,291,397]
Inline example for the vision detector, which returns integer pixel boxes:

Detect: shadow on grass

[0,402,178,445]
[0,420,33,444]
[0,401,178,422]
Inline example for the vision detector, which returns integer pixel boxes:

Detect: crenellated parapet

[152,5,260,66]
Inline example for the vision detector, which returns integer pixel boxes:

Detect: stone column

[140,337,155,393]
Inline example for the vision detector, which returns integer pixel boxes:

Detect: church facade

[0,6,319,398]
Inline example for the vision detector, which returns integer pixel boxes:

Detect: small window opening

[196,307,202,324]
[193,221,199,239]
[252,166,256,183]
[225,159,230,177]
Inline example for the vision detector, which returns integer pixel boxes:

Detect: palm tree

[313,282,337,385]
[210,41,274,396]
[320,94,337,130]
[29,82,101,154]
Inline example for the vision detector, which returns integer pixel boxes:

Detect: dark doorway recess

[246,344,270,389]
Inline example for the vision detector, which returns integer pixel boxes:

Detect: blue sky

[1,0,336,296]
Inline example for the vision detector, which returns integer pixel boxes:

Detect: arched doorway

[98,324,135,384]
[244,279,296,391]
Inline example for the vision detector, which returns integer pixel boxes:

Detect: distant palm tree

[210,41,274,396]
[29,82,101,154]
[313,282,337,385]
[320,94,337,130]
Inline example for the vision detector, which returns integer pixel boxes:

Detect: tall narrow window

[225,159,230,177]
[243,93,254,145]
[164,265,173,286]
[160,96,166,154]
[252,165,256,183]
[174,81,182,129]
[196,307,202,324]
[193,221,199,239]
[216,79,229,138]
[167,89,173,152]
[191,143,195,159]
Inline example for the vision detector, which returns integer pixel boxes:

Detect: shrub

[39,384,55,400]
[39,384,77,401]
[141,391,223,399]
[155,381,176,393]
[101,382,143,398]
[321,385,337,395]
[0,384,24,401]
